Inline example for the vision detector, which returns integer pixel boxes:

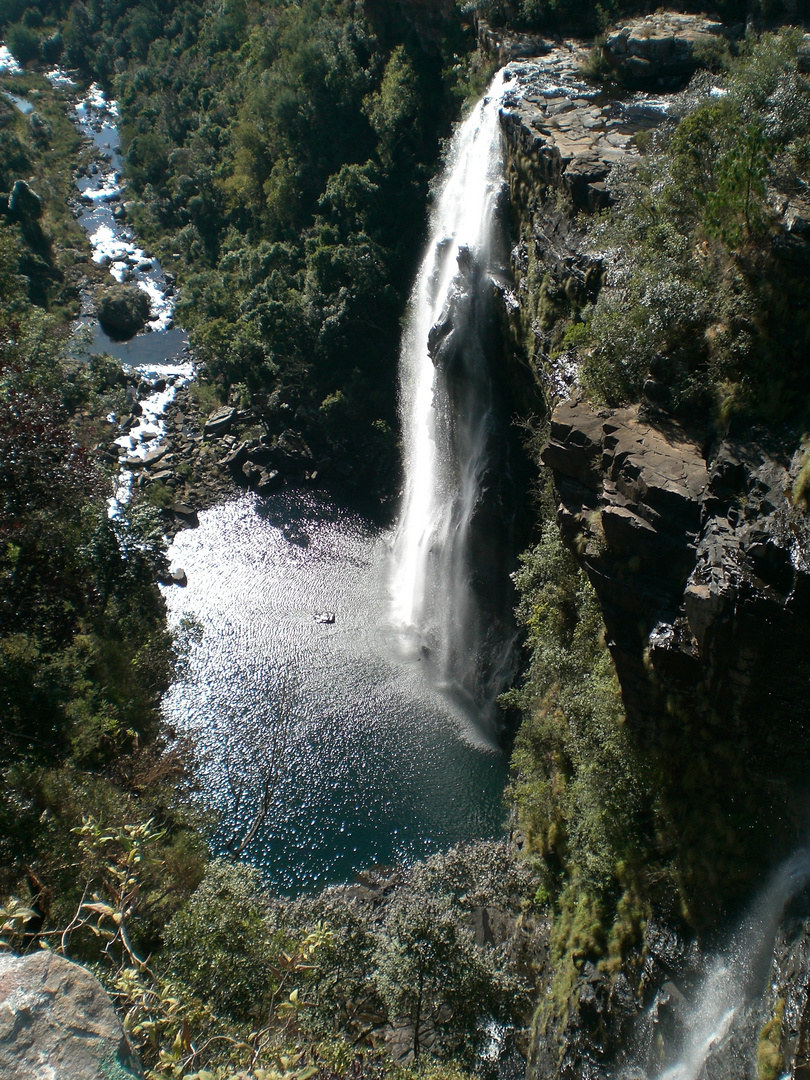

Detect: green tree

[161,860,282,1023]
[705,122,772,244]
[374,892,513,1063]
[6,21,40,64]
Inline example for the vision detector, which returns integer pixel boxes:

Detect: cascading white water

[391,69,512,716]
[643,848,810,1080]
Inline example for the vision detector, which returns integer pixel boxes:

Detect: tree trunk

[413,963,424,1062]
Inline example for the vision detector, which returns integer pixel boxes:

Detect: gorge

[3,4,810,1080]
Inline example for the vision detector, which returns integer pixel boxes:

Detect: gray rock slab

[0,952,143,1079]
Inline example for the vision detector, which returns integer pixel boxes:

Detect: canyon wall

[497,19,810,1078]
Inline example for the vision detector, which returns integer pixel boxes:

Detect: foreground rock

[0,952,143,1079]
[96,284,150,338]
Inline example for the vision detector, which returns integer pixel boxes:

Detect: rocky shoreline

[93,375,338,543]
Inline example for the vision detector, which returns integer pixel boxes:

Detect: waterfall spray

[633,848,810,1080]
[391,70,516,721]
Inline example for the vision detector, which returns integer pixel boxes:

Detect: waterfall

[391,69,517,721]
[633,848,810,1080]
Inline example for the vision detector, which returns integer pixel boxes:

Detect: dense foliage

[575,30,810,428]
[0,11,539,1077]
[0,215,207,941]
[500,23,810,1054]
[0,61,207,1011]
[2,833,537,1079]
[0,0,500,489]
[501,516,666,1024]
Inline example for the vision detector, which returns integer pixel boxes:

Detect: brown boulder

[96,285,151,339]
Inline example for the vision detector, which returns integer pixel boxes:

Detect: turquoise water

[161,490,509,892]
[52,65,510,893]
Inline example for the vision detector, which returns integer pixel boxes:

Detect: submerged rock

[256,469,281,495]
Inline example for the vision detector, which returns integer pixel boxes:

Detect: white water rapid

[391,69,514,718]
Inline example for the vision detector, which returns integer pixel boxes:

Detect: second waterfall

[391,69,520,724]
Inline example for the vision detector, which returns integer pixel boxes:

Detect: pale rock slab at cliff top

[500,44,671,212]
[0,952,143,1079]
[602,12,731,85]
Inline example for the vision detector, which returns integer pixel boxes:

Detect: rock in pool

[96,283,151,339]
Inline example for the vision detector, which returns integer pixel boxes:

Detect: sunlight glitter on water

[162,492,509,893]
[0,45,22,75]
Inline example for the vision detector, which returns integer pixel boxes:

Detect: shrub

[6,22,39,65]
[161,860,283,1023]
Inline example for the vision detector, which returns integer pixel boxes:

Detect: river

[10,62,511,892]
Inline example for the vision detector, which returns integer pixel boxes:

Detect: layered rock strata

[496,15,810,1080]
[600,13,732,87]
[542,397,810,775]
[501,47,668,212]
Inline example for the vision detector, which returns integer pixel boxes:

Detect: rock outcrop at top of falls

[500,45,646,212]
[599,12,732,87]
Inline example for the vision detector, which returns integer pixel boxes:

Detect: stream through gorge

[6,33,810,1080]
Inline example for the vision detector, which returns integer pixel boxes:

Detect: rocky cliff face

[598,13,732,88]
[496,43,671,417]
[501,44,657,213]
[497,15,810,1080]
[528,891,810,1080]
[542,400,810,759]
[498,14,810,912]
[541,399,810,921]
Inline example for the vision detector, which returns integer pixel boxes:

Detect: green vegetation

[502,516,665,1029]
[0,8,536,1076]
[3,833,536,1079]
[0,61,98,313]
[574,30,810,426]
[0,52,208,1070]
[501,23,810,1059]
[6,0,496,490]
[757,997,785,1080]
[0,212,207,957]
